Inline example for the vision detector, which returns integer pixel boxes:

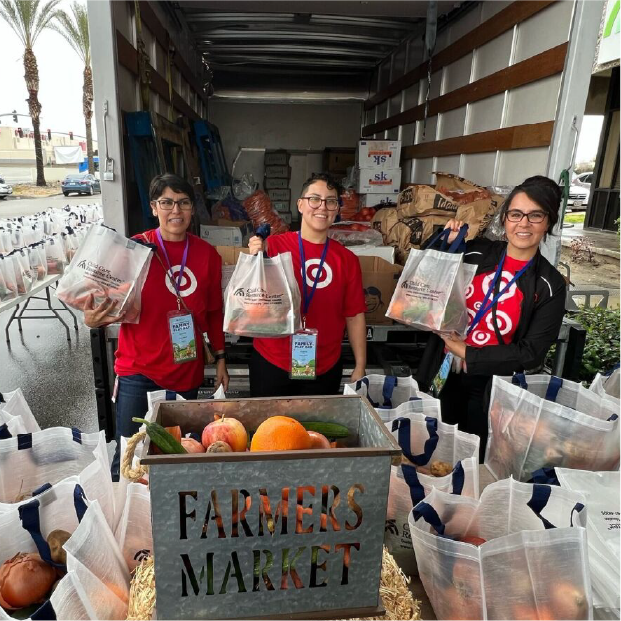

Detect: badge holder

[290,324,318,380]
[167,307,197,364]
[431,352,453,397]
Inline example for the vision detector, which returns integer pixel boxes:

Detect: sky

[0,0,96,139]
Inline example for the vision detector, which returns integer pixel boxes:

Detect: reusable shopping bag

[486,374,620,481]
[0,388,39,433]
[590,366,620,406]
[410,478,591,620]
[56,224,152,323]
[0,254,17,302]
[223,251,301,337]
[386,226,477,334]
[343,374,423,409]
[556,468,620,615]
[0,227,11,254]
[9,248,35,295]
[44,235,66,275]
[28,243,47,281]
[114,483,153,572]
[0,428,114,527]
[385,413,479,575]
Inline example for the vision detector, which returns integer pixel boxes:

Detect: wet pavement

[0,291,98,432]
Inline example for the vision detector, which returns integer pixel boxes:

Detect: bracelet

[214,352,227,362]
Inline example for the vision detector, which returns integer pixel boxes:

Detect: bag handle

[381,376,398,408]
[446,224,469,254]
[30,600,56,620]
[545,376,563,402]
[0,423,11,439]
[401,463,426,507]
[527,484,584,530]
[391,416,439,466]
[451,462,465,495]
[355,377,379,408]
[528,467,559,485]
[18,484,88,569]
[412,501,446,536]
[512,373,528,389]
[424,226,451,250]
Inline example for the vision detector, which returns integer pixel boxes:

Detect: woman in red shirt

[247,173,367,397]
[84,174,229,479]
[418,175,566,460]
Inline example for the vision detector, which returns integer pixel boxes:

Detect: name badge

[431,352,453,397]
[168,311,198,364]
[290,329,318,380]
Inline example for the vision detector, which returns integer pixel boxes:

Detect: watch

[214,352,227,362]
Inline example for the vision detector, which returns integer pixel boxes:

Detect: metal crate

[141,395,401,620]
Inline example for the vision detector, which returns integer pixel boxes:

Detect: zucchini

[300,421,349,438]
[132,418,187,454]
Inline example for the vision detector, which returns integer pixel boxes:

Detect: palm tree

[0,0,60,186]
[51,2,93,174]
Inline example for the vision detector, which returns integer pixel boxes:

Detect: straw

[126,556,155,621]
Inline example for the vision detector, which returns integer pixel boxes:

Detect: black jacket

[415,238,567,391]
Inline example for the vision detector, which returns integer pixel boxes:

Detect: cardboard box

[265,165,291,179]
[200,221,252,247]
[268,188,291,202]
[323,148,356,176]
[357,140,401,169]
[360,193,399,208]
[264,177,289,190]
[215,246,250,297]
[272,200,290,213]
[349,245,395,263]
[357,255,402,325]
[264,150,289,166]
[355,167,402,194]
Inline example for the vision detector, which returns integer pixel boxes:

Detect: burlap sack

[397,185,460,218]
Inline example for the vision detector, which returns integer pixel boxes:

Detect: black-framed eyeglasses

[506,209,547,224]
[301,196,340,211]
[155,198,193,211]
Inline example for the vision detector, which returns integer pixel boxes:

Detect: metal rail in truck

[85,0,605,438]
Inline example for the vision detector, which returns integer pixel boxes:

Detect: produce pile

[0,204,101,302]
[243,190,289,235]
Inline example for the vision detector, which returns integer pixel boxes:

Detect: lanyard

[467,250,532,335]
[298,232,329,326]
[156,229,189,307]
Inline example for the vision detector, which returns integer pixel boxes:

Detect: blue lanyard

[467,250,532,335]
[298,232,329,322]
[155,229,189,299]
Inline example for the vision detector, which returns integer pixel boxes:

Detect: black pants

[439,371,492,463]
[249,348,343,397]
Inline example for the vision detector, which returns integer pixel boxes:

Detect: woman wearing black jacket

[416,176,566,460]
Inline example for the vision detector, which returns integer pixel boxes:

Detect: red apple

[201,417,248,452]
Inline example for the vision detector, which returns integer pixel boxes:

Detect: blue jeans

[111,374,199,481]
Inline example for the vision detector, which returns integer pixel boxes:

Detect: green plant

[547,307,620,383]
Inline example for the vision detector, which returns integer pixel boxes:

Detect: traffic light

[47,129,51,140]
[69,131,73,140]
[17,127,23,138]
[12,110,17,123]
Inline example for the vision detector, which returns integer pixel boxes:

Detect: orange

[250,416,312,452]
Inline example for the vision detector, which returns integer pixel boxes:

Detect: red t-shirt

[465,254,527,348]
[253,232,366,375]
[115,230,225,391]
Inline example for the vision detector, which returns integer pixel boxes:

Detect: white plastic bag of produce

[0,428,114,526]
[590,367,620,406]
[0,255,17,303]
[56,224,153,323]
[343,374,423,409]
[43,235,66,276]
[385,413,479,575]
[485,374,620,481]
[556,468,620,614]
[386,226,477,334]
[9,248,35,295]
[224,251,301,337]
[0,388,39,434]
[114,482,153,572]
[28,243,48,281]
[409,478,591,620]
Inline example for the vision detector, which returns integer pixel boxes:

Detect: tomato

[460,536,486,547]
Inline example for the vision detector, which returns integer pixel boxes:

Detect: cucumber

[300,421,349,438]
[132,418,187,454]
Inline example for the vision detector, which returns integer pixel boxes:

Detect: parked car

[567,182,590,211]
[61,173,101,196]
[0,177,13,200]
[573,171,594,187]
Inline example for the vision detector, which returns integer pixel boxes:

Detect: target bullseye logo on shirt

[164,265,197,297]
[303,259,333,289]
[482,270,518,303]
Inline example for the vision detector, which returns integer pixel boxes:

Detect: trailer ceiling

[167,1,463,100]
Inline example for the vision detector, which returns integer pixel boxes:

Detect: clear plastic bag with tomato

[485,374,620,483]
[409,478,591,620]
[56,224,153,324]
[223,251,301,337]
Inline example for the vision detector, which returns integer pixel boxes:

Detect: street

[0,192,101,218]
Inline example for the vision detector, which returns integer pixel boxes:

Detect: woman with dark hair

[416,175,566,459]
[83,173,229,479]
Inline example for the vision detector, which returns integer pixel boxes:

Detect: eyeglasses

[506,209,547,224]
[301,196,340,211]
[155,198,193,211]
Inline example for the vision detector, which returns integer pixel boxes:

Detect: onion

[0,553,57,610]
[181,438,206,453]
